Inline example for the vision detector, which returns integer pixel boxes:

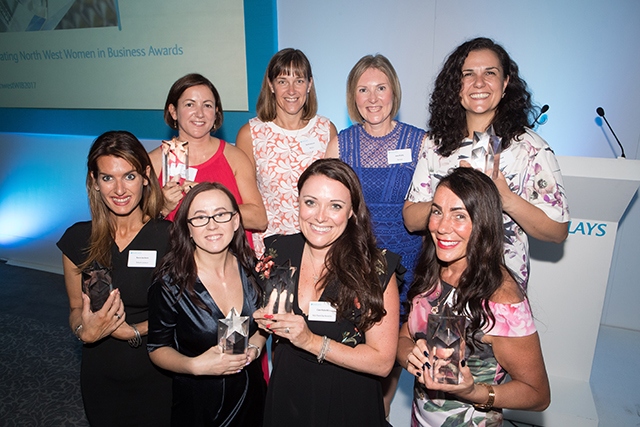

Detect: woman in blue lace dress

[326,54,426,415]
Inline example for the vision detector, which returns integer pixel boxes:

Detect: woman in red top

[149,73,267,234]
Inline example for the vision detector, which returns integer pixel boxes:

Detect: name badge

[308,301,337,322]
[186,167,198,181]
[387,148,412,165]
[127,250,157,268]
[300,138,322,154]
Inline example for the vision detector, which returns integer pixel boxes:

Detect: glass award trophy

[263,260,297,314]
[218,307,249,354]
[426,305,466,385]
[470,126,502,178]
[81,261,113,312]
[161,137,189,186]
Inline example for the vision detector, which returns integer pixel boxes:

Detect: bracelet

[317,336,331,363]
[128,323,142,348]
[473,383,495,411]
[73,324,84,342]
[247,344,261,358]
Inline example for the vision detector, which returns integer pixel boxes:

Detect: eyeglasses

[187,211,237,227]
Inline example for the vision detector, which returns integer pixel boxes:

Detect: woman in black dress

[148,182,267,426]
[57,131,172,426]
[253,158,400,427]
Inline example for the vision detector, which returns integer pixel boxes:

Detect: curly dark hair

[297,159,387,332]
[429,37,539,157]
[407,168,514,350]
[153,182,257,314]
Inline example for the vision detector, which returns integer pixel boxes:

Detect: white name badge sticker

[308,301,337,322]
[300,138,322,154]
[127,250,157,268]
[387,148,412,165]
[186,167,198,181]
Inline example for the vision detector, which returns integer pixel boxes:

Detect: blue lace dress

[338,122,426,303]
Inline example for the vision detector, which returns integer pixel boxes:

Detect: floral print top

[407,282,537,427]
[406,128,570,287]
[248,115,331,256]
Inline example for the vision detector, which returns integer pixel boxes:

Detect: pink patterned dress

[248,115,331,255]
[407,281,537,427]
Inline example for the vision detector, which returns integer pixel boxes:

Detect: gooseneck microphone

[596,107,626,158]
[533,104,549,125]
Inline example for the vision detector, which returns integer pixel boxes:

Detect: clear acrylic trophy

[161,137,189,186]
[218,307,249,354]
[263,261,297,314]
[426,305,466,385]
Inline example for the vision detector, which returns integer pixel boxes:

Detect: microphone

[533,104,549,125]
[596,107,626,158]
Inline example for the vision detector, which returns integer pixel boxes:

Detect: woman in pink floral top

[398,168,550,427]
[237,48,337,255]
[403,37,569,288]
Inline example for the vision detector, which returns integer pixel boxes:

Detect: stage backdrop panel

[0,0,248,111]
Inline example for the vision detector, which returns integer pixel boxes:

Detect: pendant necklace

[431,285,455,315]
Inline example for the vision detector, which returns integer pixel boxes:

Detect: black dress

[262,234,399,427]
[147,259,266,427]
[56,219,173,427]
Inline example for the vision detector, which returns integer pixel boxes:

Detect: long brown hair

[298,159,386,331]
[154,182,257,313]
[81,131,162,270]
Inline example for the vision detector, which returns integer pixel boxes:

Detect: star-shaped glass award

[218,307,249,354]
[470,125,502,178]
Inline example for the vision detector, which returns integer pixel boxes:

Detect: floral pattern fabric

[406,129,570,287]
[248,115,331,255]
[407,282,536,427]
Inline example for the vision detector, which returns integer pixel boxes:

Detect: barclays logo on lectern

[568,221,607,237]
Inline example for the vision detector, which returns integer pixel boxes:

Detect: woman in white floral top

[403,37,569,288]
[398,167,550,427]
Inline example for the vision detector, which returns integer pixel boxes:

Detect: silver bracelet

[128,323,142,348]
[317,336,331,363]
[247,343,261,358]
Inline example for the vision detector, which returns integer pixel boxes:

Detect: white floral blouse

[406,128,570,287]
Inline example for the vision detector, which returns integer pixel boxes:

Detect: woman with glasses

[148,182,267,426]
[57,131,172,426]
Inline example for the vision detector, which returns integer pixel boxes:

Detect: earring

[173,120,178,129]
[501,92,506,99]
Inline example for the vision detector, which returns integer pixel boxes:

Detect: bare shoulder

[222,141,252,168]
[490,269,525,305]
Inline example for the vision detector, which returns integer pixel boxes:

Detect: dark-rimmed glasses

[187,211,237,227]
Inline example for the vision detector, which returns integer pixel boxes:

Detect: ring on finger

[115,313,121,319]
[285,327,290,333]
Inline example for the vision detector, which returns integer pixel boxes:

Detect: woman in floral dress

[236,48,337,256]
[403,37,569,288]
[398,167,550,426]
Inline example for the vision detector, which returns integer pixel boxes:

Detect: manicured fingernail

[423,361,431,370]
[461,359,466,367]
[423,351,429,357]
[264,314,273,319]
[416,371,421,377]
[266,324,271,329]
